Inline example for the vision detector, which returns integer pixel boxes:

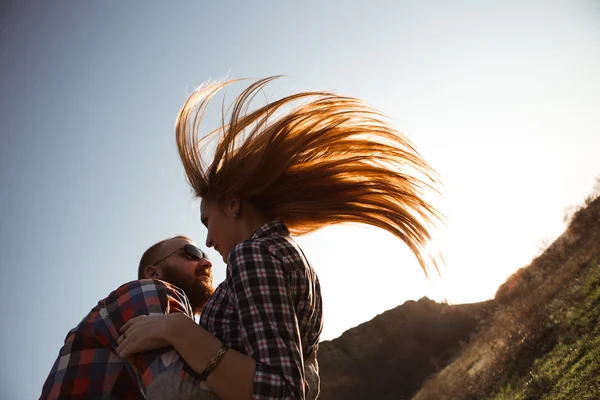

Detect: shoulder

[94,280,193,334]
[228,231,309,274]
[226,238,289,283]
[230,236,280,260]
[228,236,289,271]
[107,279,185,299]
[102,279,191,315]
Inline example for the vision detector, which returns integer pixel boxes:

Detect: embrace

[41,77,441,400]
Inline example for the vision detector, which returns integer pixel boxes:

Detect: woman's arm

[163,313,257,400]
[117,311,257,400]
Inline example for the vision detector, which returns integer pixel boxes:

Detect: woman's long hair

[176,77,442,274]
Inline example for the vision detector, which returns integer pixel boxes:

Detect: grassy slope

[489,258,600,400]
[413,195,600,400]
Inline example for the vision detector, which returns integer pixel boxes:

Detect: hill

[318,297,495,399]
[413,193,600,399]
[319,189,600,400]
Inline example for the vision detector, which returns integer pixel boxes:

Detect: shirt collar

[251,220,290,239]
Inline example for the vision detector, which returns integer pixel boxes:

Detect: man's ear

[144,265,162,279]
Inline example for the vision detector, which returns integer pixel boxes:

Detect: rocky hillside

[319,188,600,400]
[318,298,496,400]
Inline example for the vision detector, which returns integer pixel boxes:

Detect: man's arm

[40,279,197,400]
[93,279,215,398]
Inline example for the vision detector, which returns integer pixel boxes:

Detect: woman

[117,77,441,399]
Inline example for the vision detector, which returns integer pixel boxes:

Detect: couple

[41,234,321,400]
[41,77,441,399]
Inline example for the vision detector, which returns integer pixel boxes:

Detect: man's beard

[161,267,215,314]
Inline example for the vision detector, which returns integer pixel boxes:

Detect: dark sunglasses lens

[183,244,206,261]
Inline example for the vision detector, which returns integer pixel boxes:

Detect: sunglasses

[151,244,209,266]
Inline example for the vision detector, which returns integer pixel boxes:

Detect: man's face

[152,237,215,313]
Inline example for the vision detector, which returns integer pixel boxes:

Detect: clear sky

[1,1,599,398]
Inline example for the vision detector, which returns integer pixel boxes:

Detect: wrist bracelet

[199,343,228,380]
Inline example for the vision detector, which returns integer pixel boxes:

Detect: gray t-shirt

[146,356,320,400]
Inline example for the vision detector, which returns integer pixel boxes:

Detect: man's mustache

[195,266,212,277]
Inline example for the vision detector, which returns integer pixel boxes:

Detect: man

[40,235,320,399]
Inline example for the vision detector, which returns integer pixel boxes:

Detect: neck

[237,201,270,241]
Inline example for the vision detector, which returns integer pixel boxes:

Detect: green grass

[487,261,600,400]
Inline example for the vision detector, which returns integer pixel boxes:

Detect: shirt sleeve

[92,279,208,398]
[227,241,305,400]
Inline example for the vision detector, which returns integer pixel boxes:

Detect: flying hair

[175,76,443,275]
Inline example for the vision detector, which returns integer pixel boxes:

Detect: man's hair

[138,235,192,279]
[175,77,443,275]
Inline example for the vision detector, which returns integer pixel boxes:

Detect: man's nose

[199,258,212,269]
[195,258,212,276]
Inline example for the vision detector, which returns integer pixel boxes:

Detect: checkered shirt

[199,221,323,399]
[40,279,202,399]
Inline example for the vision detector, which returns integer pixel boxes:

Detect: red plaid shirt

[40,279,202,399]
[199,221,324,399]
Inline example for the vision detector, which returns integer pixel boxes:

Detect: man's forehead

[161,237,195,253]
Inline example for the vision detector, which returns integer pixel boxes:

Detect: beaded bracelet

[198,343,229,381]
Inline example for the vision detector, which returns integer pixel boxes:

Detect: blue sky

[1,2,599,398]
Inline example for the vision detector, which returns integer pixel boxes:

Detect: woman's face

[200,198,239,263]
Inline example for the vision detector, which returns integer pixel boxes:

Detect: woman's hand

[117,314,185,358]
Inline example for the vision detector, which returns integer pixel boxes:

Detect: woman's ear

[227,197,241,218]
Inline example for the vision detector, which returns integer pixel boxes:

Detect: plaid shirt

[40,279,202,399]
[199,221,323,399]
